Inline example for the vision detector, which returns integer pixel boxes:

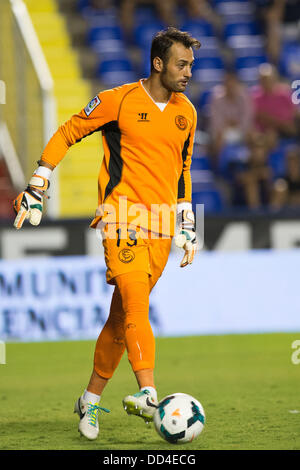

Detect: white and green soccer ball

[153,393,205,444]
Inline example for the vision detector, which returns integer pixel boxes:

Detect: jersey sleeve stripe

[103,121,123,200]
[177,133,191,200]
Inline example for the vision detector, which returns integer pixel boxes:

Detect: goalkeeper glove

[174,203,197,268]
[13,174,50,230]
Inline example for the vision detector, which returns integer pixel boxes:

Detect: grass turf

[0,333,300,450]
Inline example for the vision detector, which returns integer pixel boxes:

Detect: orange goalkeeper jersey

[41,80,197,235]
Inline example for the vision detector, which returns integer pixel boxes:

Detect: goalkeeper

[13,27,200,440]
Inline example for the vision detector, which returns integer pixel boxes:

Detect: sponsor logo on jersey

[175,115,187,130]
[84,95,101,116]
[138,112,150,122]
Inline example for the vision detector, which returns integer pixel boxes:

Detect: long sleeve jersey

[41,80,197,236]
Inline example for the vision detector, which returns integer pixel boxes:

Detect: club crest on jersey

[118,249,135,263]
[175,115,187,130]
[84,96,101,116]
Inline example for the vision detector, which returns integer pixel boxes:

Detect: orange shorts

[102,224,172,287]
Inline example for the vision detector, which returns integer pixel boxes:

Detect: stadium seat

[194,36,221,59]
[191,155,212,172]
[77,0,118,23]
[224,20,260,38]
[235,55,267,85]
[141,47,151,77]
[197,89,213,111]
[180,19,215,38]
[87,24,126,55]
[77,0,90,12]
[134,5,158,26]
[268,139,299,180]
[97,57,134,73]
[97,58,137,86]
[223,20,265,57]
[268,146,286,180]
[215,0,255,23]
[192,187,224,213]
[218,143,249,180]
[192,56,225,87]
[91,40,126,56]
[134,20,165,50]
[230,38,265,58]
[191,156,219,216]
[191,170,215,202]
[87,25,123,45]
[180,19,221,58]
[279,41,300,81]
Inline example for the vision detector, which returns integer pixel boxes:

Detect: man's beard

[160,66,183,93]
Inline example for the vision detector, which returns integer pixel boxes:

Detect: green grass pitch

[0,333,300,450]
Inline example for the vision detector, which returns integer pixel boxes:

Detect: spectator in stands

[255,0,300,64]
[230,133,273,209]
[251,63,298,138]
[120,0,221,38]
[271,145,300,209]
[209,69,254,168]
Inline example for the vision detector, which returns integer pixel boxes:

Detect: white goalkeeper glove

[174,203,197,268]
[13,173,50,230]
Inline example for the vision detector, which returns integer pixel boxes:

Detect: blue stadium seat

[191,162,215,200]
[181,19,215,38]
[91,40,126,55]
[134,6,158,26]
[192,56,225,87]
[223,20,265,57]
[268,146,286,180]
[97,50,132,68]
[279,41,300,81]
[141,47,152,77]
[192,187,224,213]
[78,0,119,23]
[97,58,137,86]
[191,155,212,171]
[212,0,251,5]
[218,143,249,180]
[194,89,213,122]
[235,55,267,84]
[213,0,252,5]
[87,25,123,44]
[77,0,90,12]
[268,139,299,179]
[215,0,255,23]
[193,36,221,59]
[180,19,221,58]
[134,21,165,50]
[224,21,260,38]
[230,41,265,58]
[197,89,212,110]
[87,24,125,55]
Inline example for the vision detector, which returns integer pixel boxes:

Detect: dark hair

[150,27,201,73]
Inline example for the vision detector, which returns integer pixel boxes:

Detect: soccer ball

[153,393,205,444]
